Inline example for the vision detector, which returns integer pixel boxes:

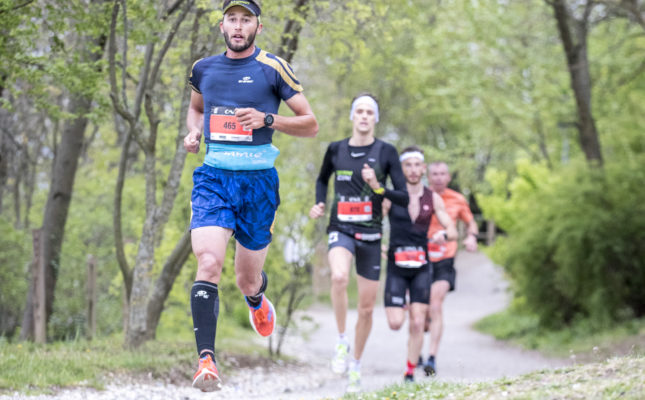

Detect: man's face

[401,156,425,185]
[352,103,377,135]
[428,163,451,191]
[220,7,261,53]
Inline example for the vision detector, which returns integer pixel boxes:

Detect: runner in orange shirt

[421,161,478,376]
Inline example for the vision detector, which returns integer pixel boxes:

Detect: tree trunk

[20,33,106,341]
[550,0,603,165]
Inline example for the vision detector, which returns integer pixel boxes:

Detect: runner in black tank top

[309,94,408,394]
[381,146,457,383]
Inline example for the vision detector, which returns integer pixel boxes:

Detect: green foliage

[0,217,30,338]
[476,306,645,358]
[479,157,645,329]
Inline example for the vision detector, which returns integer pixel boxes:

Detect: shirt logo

[238,76,254,84]
[350,152,366,158]
[423,205,430,211]
[337,170,352,181]
[368,158,376,162]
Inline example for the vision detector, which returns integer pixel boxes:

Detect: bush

[479,157,645,329]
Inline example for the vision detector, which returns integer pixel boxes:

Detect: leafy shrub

[479,157,645,329]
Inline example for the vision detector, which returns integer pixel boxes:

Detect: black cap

[222,0,261,17]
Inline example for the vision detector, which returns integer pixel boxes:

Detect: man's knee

[236,272,261,295]
[388,318,404,331]
[357,303,375,320]
[196,253,223,281]
[429,301,443,318]
[409,314,425,334]
[331,271,349,289]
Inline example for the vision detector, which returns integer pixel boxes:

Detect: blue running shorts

[190,164,280,250]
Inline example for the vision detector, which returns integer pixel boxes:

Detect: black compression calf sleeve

[191,281,219,356]
[245,270,268,308]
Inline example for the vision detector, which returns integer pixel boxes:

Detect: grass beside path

[474,310,645,362]
[342,355,645,400]
[0,329,264,395]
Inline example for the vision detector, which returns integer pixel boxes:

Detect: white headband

[349,96,379,123]
[399,151,425,162]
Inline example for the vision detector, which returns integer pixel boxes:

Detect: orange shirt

[427,188,473,262]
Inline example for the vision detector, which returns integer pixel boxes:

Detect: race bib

[337,196,372,222]
[394,246,427,268]
[209,106,252,142]
[427,240,446,259]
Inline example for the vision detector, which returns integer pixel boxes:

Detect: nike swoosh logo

[351,152,366,157]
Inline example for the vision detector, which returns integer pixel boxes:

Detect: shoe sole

[423,364,436,376]
[331,361,348,375]
[248,298,276,337]
[192,369,222,392]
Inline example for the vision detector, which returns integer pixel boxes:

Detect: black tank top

[389,186,434,250]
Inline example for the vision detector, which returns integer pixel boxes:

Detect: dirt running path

[1,251,567,400]
[288,250,568,398]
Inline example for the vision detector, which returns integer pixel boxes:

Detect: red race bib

[394,246,427,268]
[209,106,252,142]
[337,198,372,222]
[427,241,446,260]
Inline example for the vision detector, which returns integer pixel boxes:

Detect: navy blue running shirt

[188,47,303,147]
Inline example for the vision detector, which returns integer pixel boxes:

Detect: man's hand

[463,234,478,252]
[430,230,447,245]
[235,107,266,131]
[309,202,325,219]
[184,129,202,153]
[361,163,380,190]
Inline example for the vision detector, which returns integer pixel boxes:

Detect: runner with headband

[382,146,456,383]
[309,93,408,393]
[184,0,318,391]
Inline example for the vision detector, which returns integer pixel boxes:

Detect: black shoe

[423,357,436,376]
[404,373,414,383]
[417,356,423,368]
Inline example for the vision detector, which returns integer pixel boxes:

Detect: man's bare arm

[432,193,458,241]
[184,91,204,153]
[234,93,318,137]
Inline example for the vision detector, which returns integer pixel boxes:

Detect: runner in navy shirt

[381,146,456,383]
[309,93,407,393]
[185,0,318,392]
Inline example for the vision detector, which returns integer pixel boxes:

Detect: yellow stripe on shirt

[256,50,303,92]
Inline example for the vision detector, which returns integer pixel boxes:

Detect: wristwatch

[264,113,274,127]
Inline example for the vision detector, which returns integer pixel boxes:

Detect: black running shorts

[432,257,456,291]
[384,261,432,307]
[328,230,382,281]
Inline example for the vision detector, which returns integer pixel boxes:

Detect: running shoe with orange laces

[246,294,276,337]
[192,354,222,392]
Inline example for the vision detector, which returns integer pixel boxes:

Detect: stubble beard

[223,30,257,53]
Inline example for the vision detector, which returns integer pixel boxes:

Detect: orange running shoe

[192,354,221,392]
[247,294,276,337]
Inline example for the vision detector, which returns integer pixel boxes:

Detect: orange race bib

[209,106,252,142]
[337,196,372,222]
[394,246,427,268]
[427,240,446,260]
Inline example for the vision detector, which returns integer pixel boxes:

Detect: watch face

[264,114,274,127]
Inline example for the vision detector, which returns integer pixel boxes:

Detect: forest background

[0,0,643,359]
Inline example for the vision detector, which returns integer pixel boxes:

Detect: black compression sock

[245,271,268,308]
[191,281,219,357]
